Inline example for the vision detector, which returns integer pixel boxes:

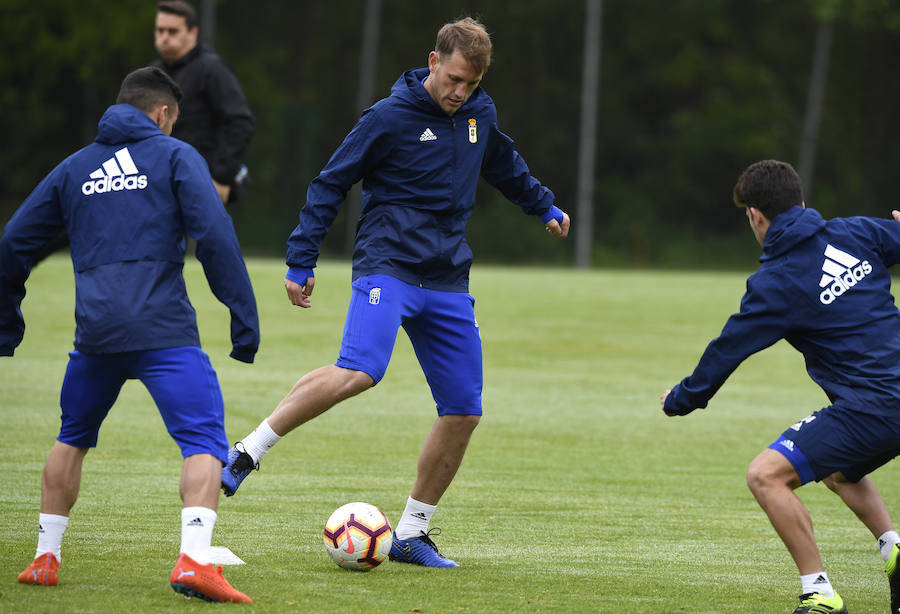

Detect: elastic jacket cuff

[285,267,314,286]
[540,205,564,224]
[230,347,256,364]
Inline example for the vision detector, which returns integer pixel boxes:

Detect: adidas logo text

[186,517,204,527]
[82,147,148,195]
[818,244,872,305]
[419,128,437,142]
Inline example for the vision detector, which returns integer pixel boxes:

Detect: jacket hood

[392,67,487,116]
[760,205,826,262]
[95,104,164,146]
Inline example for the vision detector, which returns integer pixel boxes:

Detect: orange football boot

[169,552,251,603]
[18,552,60,586]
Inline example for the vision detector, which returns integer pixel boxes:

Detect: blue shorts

[768,405,900,484]
[336,275,482,416]
[58,346,228,462]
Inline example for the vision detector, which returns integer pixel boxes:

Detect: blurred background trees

[2,0,899,269]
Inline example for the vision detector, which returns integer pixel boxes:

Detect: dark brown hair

[116,66,182,113]
[733,159,804,221]
[157,0,198,30]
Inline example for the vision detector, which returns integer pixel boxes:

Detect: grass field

[2,255,898,613]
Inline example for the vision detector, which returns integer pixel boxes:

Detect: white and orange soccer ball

[323,502,393,571]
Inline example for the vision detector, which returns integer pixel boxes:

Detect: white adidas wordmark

[82,147,148,195]
[419,128,437,142]
[818,244,872,305]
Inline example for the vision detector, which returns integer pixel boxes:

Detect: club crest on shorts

[368,287,381,305]
[468,118,477,143]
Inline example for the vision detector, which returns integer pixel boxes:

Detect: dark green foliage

[3,0,900,267]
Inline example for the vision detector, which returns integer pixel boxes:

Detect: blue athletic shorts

[58,346,228,462]
[768,405,900,484]
[336,274,483,416]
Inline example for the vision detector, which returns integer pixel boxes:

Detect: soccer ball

[323,502,393,571]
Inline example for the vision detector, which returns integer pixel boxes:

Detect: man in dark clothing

[661,160,900,614]
[2,66,258,603]
[153,0,254,205]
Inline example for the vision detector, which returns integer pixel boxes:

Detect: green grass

[2,255,898,613]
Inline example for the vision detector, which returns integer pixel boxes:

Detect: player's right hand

[285,277,314,308]
[892,210,900,222]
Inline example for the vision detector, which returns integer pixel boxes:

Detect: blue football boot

[389,529,458,568]
[221,442,258,497]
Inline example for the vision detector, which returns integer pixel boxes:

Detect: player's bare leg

[41,441,88,515]
[267,365,374,435]
[747,449,822,574]
[172,453,251,602]
[411,414,481,505]
[222,365,373,496]
[824,472,900,612]
[387,414,480,568]
[180,453,221,510]
[17,442,86,586]
[747,449,847,612]
[822,473,893,537]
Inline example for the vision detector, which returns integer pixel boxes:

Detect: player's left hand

[546,212,570,238]
[892,210,900,222]
[285,277,314,308]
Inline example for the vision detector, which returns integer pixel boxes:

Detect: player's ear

[156,105,169,128]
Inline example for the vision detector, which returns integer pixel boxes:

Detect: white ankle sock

[878,530,900,562]
[36,513,68,561]
[241,419,282,463]
[394,497,435,540]
[180,506,217,564]
[801,571,834,598]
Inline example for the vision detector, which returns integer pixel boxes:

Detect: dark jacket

[286,67,556,292]
[665,206,900,416]
[153,44,255,187]
[0,104,259,361]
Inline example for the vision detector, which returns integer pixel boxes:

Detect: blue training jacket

[285,67,556,292]
[0,104,259,362]
[665,206,900,417]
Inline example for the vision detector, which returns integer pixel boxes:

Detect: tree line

[3,0,899,268]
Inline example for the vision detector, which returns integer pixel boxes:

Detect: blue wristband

[285,267,314,286]
[540,205,564,225]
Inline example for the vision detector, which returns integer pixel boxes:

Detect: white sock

[878,530,900,562]
[394,497,435,540]
[36,513,68,561]
[180,506,217,564]
[801,571,834,598]
[240,418,282,463]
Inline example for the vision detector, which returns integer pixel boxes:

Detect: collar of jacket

[393,66,487,118]
[163,42,205,70]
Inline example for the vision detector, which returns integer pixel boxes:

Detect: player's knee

[336,367,374,397]
[746,456,776,494]
[459,414,480,429]
[746,452,797,495]
[443,413,480,434]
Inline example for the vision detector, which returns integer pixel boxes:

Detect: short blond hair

[435,17,492,75]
